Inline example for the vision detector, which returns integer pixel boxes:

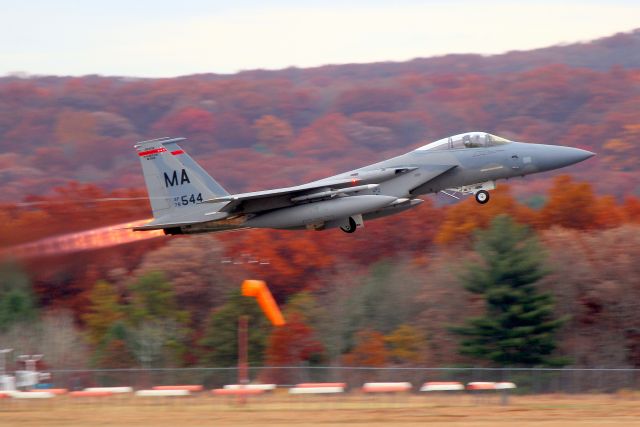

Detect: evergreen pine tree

[453,215,568,366]
[0,262,37,331]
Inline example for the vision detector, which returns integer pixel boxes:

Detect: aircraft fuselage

[133,133,594,235]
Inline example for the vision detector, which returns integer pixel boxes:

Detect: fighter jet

[133,132,594,234]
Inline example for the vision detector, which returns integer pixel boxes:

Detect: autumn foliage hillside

[1,29,640,204]
[1,29,640,370]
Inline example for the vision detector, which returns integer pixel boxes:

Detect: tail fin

[135,137,228,220]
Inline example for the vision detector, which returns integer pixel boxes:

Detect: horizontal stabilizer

[131,221,197,231]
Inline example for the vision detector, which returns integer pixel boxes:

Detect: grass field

[1,393,639,426]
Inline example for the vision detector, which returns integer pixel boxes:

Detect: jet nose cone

[566,147,596,165]
[532,145,596,172]
[548,146,595,170]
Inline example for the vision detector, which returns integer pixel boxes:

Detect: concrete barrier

[70,391,113,397]
[289,382,346,394]
[84,387,133,394]
[10,391,55,399]
[495,382,517,390]
[212,388,264,396]
[362,382,412,393]
[223,384,276,391]
[289,387,344,394]
[295,383,346,388]
[135,389,190,397]
[466,382,497,390]
[152,385,203,392]
[420,381,465,391]
[31,388,67,395]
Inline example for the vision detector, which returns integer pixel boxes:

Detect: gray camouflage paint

[133,135,594,234]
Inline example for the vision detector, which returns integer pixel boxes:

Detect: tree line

[2,177,640,371]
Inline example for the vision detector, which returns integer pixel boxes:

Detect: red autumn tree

[154,107,216,141]
[263,312,324,383]
[265,312,324,366]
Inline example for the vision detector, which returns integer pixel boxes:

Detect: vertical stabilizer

[135,137,228,220]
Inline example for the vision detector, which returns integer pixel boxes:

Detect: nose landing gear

[475,190,490,204]
[442,181,495,204]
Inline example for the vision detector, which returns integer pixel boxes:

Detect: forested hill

[222,28,640,81]
[1,29,639,202]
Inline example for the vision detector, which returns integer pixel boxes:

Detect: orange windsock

[241,280,285,326]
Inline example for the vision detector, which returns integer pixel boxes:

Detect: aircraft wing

[205,164,456,216]
[204,178,359,214]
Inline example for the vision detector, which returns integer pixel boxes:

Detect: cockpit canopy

[416,132,511,151]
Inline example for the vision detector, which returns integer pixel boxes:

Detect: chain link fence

[43,367,640,394]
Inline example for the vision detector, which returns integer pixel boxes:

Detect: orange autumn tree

[220,229,334,299]
[342,329,389,367]
[537,175,621,230]
[593,195,626,229]
[435,186,534,245]
[384,324,427,365]
[623,196,640,224]
[539,175,596,229]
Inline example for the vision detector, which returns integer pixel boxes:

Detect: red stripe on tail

[138,147,167,157]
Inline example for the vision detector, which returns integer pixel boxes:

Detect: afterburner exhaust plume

[1,219,164,259]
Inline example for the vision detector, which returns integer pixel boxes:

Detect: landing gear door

[352,214,364,228]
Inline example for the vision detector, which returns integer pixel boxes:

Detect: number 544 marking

[174,193,203,207]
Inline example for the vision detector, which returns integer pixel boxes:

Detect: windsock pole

[238,315,249,386]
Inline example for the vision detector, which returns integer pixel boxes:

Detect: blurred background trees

[2,179,640,369]
[0,262,87,368]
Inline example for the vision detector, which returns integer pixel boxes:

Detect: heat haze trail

[0,219,164,259]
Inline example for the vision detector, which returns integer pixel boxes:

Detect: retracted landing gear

[475,190,490,204]
[340,217,357,233]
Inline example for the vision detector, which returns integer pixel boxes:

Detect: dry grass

[1,393,640,426]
